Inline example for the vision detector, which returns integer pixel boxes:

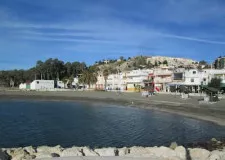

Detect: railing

[154,71,173,76]
[154,77,172,83]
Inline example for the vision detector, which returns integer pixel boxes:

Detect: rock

[170,142,178,150]
[208,150,225,160]
[35,152,52,159]
[155,146,177,158]
[60,147,82,157]
[211,138,217,142]
[128,146,154,156]
[189,148,210,160]
[94,148,116,156]
[4,148,22,157]
[36,145,62,155]
[117,147,129,156]
[165,157,183,160]
[81,147,98,156]
[127,146,177,158]
[0,150,10,160]
[23,146,36,155]
[51,153,60,157]
[174,146,186,160]
[8,148,30,160]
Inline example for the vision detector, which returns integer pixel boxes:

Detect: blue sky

[1,0,225,69]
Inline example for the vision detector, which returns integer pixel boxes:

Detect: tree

[199,60,207,66]
[154,61,158,67]
[62,77,68,88]
[147,61,153,69]
[208,78,221,89]
[79,70,97,89]
[163,60,168,66]
[135,56,146,66]
[103,69,109,90]
[120,56,124,61]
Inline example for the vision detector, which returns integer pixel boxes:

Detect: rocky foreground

[0,144,225,160]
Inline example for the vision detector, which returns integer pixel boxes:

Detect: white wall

[19,83,26,89]
[126,69,152,85]
[184,69,201,85]
[106,73,124,90]
[30,80,54,90]
[57,81,64,88]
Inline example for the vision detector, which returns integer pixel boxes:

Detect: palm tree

[79,70,97,89]
[103,69,109,90]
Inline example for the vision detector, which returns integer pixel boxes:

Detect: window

[191,79,194,82]
[193,71,196,74]
[203,78,206,81]
[36,81,39,84]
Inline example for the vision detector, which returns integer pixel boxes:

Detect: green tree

[208,78,221,89]
[154,61,158,67]
[147,61,153,69]
[199,60,208,65]
[135,56,146,66]
[62,77,68,88]
[103,69,109,90]
[120,56,124,61]
[163,60,168,66]
[79,70,97,89]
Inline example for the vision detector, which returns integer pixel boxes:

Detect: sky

[1,0,225,69]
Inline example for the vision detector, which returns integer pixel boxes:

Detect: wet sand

[0,90,225,126]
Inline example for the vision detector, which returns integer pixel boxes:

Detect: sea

[0,99,225,148]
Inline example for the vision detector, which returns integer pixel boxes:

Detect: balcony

[154,70,173,76]
[154,77,172,83]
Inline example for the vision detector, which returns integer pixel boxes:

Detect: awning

[202,86,219,93]
[220,83,225,88]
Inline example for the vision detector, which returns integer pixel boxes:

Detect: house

[30,80,54,90]
[214,56,225,69]
[151,67,173,92]
[96,74,105,90]
[125,69,153,92]
[168,69,225,93]
[106,73,124,90]
[183,69,202,93]
[19,83,31,90]
[57,81,64,88]
[104,60,109,64]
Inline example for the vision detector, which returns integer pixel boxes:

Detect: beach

[0,90,225,126]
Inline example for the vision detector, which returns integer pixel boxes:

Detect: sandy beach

[0,90,225,126]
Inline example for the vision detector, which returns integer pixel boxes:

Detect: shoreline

[1,139,225,160]
[1,90,225,126]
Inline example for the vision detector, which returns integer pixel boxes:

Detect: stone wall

[1,145,225,160]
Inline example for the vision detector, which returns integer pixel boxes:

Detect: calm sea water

[0,99,225,148]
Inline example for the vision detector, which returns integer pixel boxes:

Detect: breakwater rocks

[1,145,225,160]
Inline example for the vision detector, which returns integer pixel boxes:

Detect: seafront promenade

[0,90,225,126]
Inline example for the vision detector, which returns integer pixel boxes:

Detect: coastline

[1,90,225,126]
[1,139,225,160]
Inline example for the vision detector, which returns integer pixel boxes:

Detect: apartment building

[125,69,153,92]
[106,73,124,90]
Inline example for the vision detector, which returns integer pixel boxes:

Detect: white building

[72,77,79,87]
[169,69,225,93]
[125,69,153,92]
[96,74,105,90]
[30,80,54,90]
[152,67,173,92]
[19,83,30,90]
[106,73,124,90]
[57,81,64,88]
